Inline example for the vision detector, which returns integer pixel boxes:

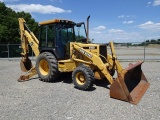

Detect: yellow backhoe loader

[18,16,149,105]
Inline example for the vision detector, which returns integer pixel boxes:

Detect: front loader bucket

[110,61,149,105]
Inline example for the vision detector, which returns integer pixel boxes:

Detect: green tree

[17,11,38,36]
[0,2,38,44]
[150,39,156,44]
[0,2,17,43]
[157,39,160,44]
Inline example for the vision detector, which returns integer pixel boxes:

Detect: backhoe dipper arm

[18,18,39,57]
[18,18,40,81]
[72,43,114,84]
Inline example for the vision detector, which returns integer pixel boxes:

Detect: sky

[1,0,160,43]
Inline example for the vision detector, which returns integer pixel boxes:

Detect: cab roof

[39,19,75,25]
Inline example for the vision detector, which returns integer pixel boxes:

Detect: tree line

[137,39,160,46]
[0,2,38,44]
[114,39,160,47]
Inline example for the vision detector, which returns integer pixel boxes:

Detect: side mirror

[76,22,84,27]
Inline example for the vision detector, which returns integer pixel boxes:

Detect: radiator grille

[99,45,107,63]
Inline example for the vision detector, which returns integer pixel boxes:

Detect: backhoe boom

[18,18,39,57]
[18,18,40,81]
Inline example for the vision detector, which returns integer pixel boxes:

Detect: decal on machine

[83,46,97,49]
[79,48,93,58]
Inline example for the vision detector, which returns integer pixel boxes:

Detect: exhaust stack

[86,15,90,43]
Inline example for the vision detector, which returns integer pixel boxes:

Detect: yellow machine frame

[18,18,149,105]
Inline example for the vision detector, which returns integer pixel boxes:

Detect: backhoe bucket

[20,58,33,72]
[110,61,149,105]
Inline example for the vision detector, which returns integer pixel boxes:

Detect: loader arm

[109,41,124,73]
[72,42,149,105]
[71,43,114,84]
[109,42,149,104]
[71,42,124,84]
[18,18,40,81]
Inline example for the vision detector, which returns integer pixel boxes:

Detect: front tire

[36,52,60,82]
[72,65,94,90]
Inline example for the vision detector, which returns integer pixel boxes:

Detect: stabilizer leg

[18,67,37,82]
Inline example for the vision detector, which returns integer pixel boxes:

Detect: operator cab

[38,19,87,60]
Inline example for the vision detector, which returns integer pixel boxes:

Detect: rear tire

[36,52,60,82]
[72,65,94,90]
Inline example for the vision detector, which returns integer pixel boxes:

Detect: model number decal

[89,46,96,49]
[79,48,92,58]
[83,46,97,49]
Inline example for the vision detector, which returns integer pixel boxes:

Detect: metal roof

[39,19,75,25]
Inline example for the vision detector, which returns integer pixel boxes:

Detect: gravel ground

[0,59,160,120]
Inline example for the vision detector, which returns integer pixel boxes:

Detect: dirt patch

[146,44,160,48]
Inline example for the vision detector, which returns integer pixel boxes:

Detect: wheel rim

[39,59,49,76]
[76,72,86,85]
